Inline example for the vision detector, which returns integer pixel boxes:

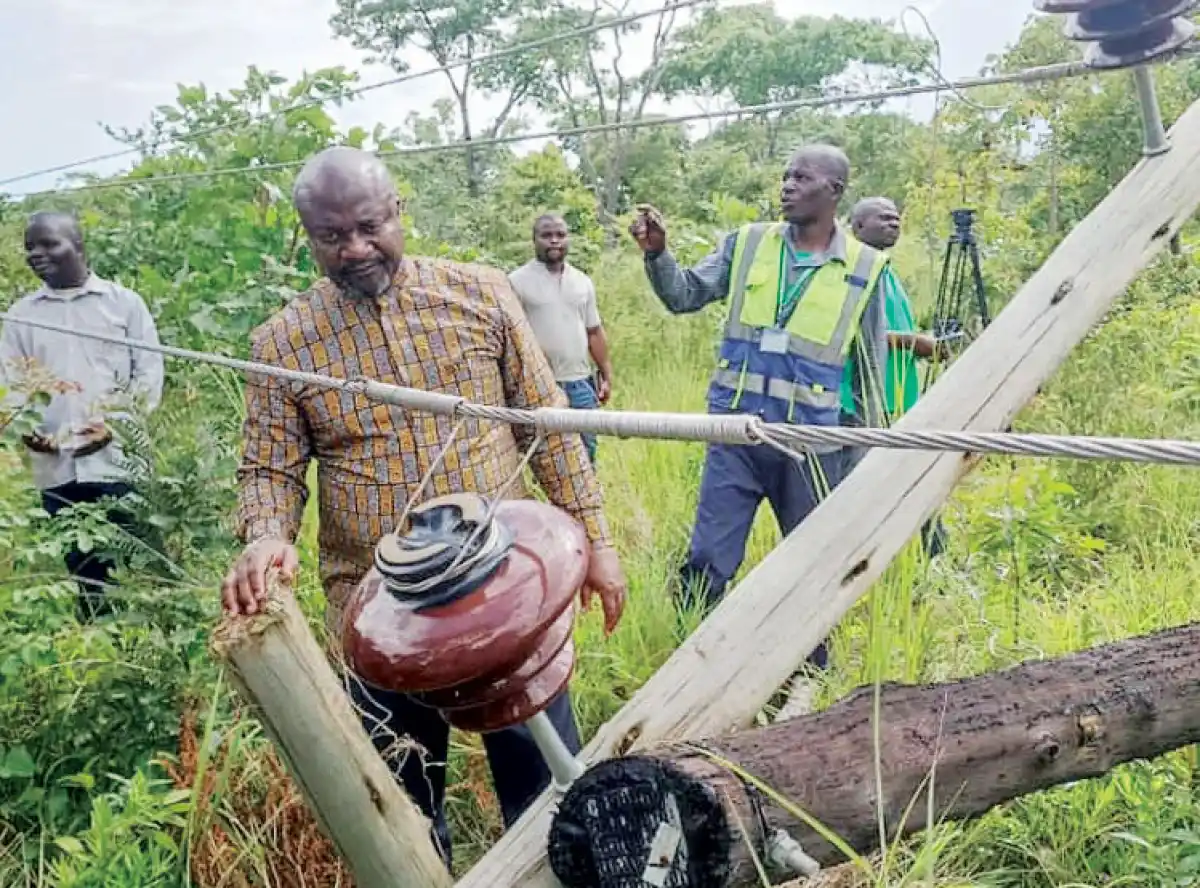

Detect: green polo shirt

[840,266,920,419]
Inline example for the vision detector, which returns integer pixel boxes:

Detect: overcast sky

[0,0,1034,196]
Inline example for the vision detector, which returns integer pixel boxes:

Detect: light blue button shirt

[0,273,164,490]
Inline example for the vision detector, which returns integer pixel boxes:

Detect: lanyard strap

[774,243,817,328]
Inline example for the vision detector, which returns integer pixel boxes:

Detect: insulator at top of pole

[1033,0,1197,70]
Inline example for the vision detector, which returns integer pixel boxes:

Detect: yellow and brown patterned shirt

[236,256,611,632]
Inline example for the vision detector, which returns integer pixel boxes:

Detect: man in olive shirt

[509,214,614,464]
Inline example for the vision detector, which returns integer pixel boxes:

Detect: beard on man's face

[331,259,395,298]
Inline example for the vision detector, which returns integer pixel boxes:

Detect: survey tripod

[923,207,991,393]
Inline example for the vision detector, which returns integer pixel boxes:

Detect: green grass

[396,247,1200,881]
[2,244,1200,886]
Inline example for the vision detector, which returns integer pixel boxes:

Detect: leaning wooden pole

[546,622,1200,885]
[211,574,453,888]
[458,96,1200,888]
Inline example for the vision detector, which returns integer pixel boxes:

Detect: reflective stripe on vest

[710,368,840,410]
[724,223,886,364]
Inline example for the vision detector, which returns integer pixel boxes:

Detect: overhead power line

[3,312,1200,468]
[18,53,1178,201]
[0,0,712,190]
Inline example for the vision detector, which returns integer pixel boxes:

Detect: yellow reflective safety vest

[707,222,888,425]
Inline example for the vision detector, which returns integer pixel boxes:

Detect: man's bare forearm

[587,327,613,381]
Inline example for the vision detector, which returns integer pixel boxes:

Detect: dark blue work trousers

[677,442,846,669]
[348,679,581,869]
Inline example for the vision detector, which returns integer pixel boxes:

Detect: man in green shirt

[840,196,948,556]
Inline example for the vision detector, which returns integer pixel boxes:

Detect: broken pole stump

[547,622,1200,887]
[456,94,1200,888]
[211,574,452,888]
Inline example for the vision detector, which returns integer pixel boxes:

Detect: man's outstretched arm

[631,205,735,314]
[642,234,737,314]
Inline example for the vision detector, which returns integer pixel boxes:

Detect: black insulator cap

[548,756,738,887]
[374,492,513,608]
[1033,0,1197,69]
[1036,0,1125,11]
[1065,0,1196,40]
[1085,16,1196,68]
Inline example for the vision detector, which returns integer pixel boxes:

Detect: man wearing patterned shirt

[220,146,627,864]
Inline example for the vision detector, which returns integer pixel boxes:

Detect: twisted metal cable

[391,416,469,530]
[764,423,1200,467]
[2,310,1198,467]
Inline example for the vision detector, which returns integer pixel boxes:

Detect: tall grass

[3,240,1199,886]
[245,244,1200,883]
[454,245,1200,882]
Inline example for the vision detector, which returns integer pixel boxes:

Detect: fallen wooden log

[544,622,1200,886]
[211,574,452,888]
[457,95,1200,888]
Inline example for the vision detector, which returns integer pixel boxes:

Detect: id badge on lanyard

[760,328,790,354]
[766,248,807,355]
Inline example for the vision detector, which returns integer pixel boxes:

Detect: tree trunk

[546,622,1200,887]
[211,574,452,888]
[452,83,480,199]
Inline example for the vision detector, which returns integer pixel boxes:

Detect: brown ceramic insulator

[417,606,576,711]
[428,634,577,733]
[342,492,590,732]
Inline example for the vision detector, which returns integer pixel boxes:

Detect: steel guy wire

[15,48,1198,200]
[0,0,714,190]
[3,310,1200,468]
[900,5,1009,114]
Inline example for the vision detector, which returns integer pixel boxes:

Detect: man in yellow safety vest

[629,143,893,673]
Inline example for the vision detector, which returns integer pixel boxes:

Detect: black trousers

[41,480,135,621]
[348,679,582,868]
[839,411,948,559]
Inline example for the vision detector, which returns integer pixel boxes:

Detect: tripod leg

[948,246,970,328]
[924,242,958,392]
[966,241,990,328]
[931,240,955,334]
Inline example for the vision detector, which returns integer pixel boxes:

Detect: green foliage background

[2,6,1200,886]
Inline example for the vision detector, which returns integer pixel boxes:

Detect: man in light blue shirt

[0,212,163,620]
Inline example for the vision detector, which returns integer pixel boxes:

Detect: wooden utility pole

[546,622,1200,886]
[211,575,452,888]
[456,96,1200,888]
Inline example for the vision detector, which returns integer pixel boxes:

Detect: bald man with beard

[221,146,628,867]
[630,144,896,688]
